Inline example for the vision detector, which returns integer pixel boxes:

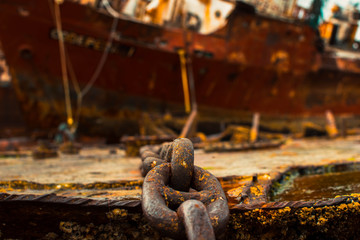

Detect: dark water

[273,171,360,202]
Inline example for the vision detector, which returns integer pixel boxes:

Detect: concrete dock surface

[0,137,359,184]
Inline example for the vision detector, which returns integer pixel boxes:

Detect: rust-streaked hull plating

[0,85,26,137]
[0,0,360,138]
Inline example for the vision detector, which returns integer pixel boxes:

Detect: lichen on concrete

[228,198,360,239]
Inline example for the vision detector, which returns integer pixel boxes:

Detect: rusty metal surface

[142,164,229,238]
[202,140,284,153]
[226,159,360,211]
[0,192,141,208]
[0,1,360,138]
[1,191,360,239]
[177,200,216,240]
[169,139,194,192]
[141,138,229,239]
[0,85,26,137]
[232,195,356,212]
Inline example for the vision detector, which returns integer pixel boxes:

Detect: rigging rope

[54,0,74,127]
[81,11,118,97]
[50,0,119,132]
[101,0,121,18]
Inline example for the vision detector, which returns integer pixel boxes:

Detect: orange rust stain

[154,0,169,25]
[129,170,140,175]
[204,0,210,33]
[270,151,298,158]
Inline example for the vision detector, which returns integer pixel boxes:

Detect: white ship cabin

[73,0,236,35]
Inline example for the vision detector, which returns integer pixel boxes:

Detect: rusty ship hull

[0,0,360,138]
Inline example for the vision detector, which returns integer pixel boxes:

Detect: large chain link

[140,138,229,239]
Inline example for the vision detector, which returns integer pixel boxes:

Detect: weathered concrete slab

[196,136,360,178]
[0,136,359,185]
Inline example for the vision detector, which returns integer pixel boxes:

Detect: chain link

[140,138,229,239]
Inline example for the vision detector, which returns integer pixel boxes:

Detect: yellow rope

[54,0,74,126]
[49,0,119,133]
[178,49,191,113]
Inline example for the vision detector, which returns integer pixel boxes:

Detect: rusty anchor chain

[140,138,229,239]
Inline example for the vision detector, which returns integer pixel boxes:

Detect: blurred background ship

[1,0,360,141]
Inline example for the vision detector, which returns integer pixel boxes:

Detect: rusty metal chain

[140,138,229,240]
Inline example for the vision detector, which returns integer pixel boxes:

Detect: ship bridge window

[159,40,168,47]
[194,50,213,59]
[215,10,221,18]
[185,13,202,32]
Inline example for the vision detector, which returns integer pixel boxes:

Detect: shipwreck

[0,0,360,139]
